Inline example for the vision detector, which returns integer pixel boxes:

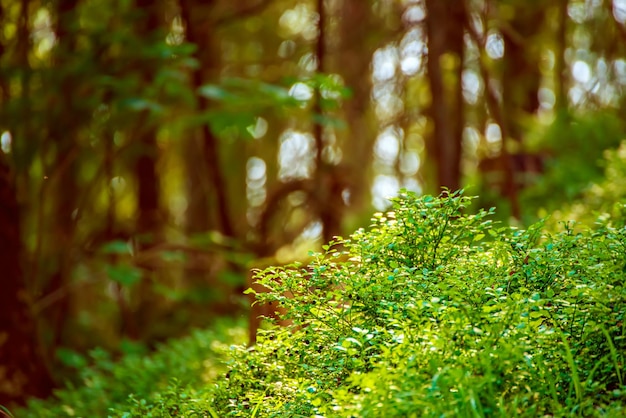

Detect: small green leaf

[106,264,142,286]
[100,240,131,255]
[56,347,87,369]
[344,337,362,348]
[473,233,485,242]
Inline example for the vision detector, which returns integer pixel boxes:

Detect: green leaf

[473,233,485,242]
[105,264,142,287]
[344,337,362,348]
[100,240,131,255]
[198,85,234,101]
[219,270,244,286]
[56,347,88,369]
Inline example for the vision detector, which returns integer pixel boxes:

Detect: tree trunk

[425,0,466,191]
[39,0,80,358]
[181,0,234,239]
[337,0,375,216]
[554,0,568,112]
[501,5,544,144]
[130,0,164,339]
[180,0,246,312]
[0,153,54,407]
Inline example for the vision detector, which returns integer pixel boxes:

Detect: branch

[464,2,520,219]
[256,179,315,255]
[214,0,273,26]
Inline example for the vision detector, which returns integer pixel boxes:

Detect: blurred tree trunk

[41,0,80,355]
[12,0,32,178]
[337,0,374,216]
[180,0,243,308]
[131,0,164,339]
[313,0,344,244]
[424,0,465,191]
[501,6,544,144]
[554,0,568,111]
[135,0,162,243]
[0,152,54,407]
[0,2,7,106]
[181,0,234,239]
[471,3,545,218]
[182,130,210,235]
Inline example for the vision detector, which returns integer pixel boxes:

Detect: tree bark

[554,0,568,112]
[39,0,80,358]
[181,0,234,239]
[425,0,466,191]
[129,0,164,339]
[337,0,375,216]
[501,5,544,143]
[0,153,54,407]
[134,0,162,239]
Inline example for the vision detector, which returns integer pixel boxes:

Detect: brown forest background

[2,0,626,406]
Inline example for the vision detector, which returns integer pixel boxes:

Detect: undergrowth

[215,190,626,417]
[16,319,246,417]
[16,190,626,417]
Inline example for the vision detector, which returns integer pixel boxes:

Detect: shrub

[548,140,626,228]
[16,318,245,418]
[522,111,626,215]
[17,191,626,417]
[210,190,626,417]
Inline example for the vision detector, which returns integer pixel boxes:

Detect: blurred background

[2,0,626,406]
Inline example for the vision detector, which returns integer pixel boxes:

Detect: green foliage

[16,191,626,416]
[522,111,626,216]
[210,190,626,417]
[541,140,626,231]
[16,318,246,418]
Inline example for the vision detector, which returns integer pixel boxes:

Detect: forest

[1,0,626,416]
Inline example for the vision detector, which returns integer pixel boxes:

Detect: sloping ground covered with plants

[19,195,626,417]
[218,192,625,417]
[18,145,626,417]
[17,320,247,417]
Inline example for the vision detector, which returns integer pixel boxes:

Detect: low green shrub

[17,191,626,417]
[522,111,626,215]
[548,140,626,228]
[16,318,245,418]
[209,190,625,417]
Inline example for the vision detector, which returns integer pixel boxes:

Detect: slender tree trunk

[130,0,164,339]
[134,0,162,241]
[501,6,544,143]
[0,2,8,106]
[41,0,80,357]
[313,0,326,175]
[554,0,568,112]
[11,0,32,181]
[181,0,234,238]
[465,14,521,219]
[337,0,376,221]
[425,0,465,191]
[314,0,339,244]
[313,0,346,244]
[0,152,54,407]
[180,0,243,310]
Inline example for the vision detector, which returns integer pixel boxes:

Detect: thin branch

[256,179,314,251]
[214,0,273,26]
[313,0,326,172]
[464,3,520,219]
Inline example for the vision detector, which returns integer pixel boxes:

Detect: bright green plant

[16,318,245,418]
[522,111,626,218]
[209,190,625,417]
[549,140,626,228]
[17,191,626,417]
